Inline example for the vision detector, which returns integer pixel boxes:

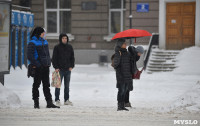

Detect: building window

[109,0,126,34]
[45,0,71,35]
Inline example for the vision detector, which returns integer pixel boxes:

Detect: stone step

[149,59,166,62]
[149,59,177,63]
[147,68,174,71]
[148,63,176,66]
[151,56,176,60]
[149,60,177,63]
[148,65,177,69]
[146,69,173,74]
[151,53,178,57]
[152,50,180,54]
[146,47,179,73]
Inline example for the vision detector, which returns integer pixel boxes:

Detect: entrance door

[166,2,195,50]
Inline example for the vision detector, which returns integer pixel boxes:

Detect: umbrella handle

[135,38,136,43]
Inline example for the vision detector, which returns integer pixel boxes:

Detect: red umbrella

[112,29,152,43]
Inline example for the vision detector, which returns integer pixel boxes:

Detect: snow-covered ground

[0,46,200,125]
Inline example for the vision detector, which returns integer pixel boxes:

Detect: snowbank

[163,46,200,112]
[170,81,200,112]
[0,83,21,108]
[174,46,200,75]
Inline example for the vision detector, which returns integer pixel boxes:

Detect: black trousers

[117,83,129,103]
[32,67,52,102]
[125,91,130,103]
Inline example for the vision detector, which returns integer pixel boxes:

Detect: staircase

[146,46,180,73]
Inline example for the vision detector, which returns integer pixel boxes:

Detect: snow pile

[0,83,21,108]
[165,46,200,112]
[170,81,200,112]
[174,46,200,75]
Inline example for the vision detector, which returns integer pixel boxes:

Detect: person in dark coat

[113,38,133,111]
[124,46,144,107]
[27,27,59,109]
[52,33,75,106]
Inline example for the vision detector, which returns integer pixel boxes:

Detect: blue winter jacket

[27,36,51,67]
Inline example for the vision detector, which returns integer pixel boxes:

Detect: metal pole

[129,0,133,45]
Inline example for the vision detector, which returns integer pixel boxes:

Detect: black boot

[118,102,129,111]
[34,99,40,109]
[125,102,132,108]
[122,102,129,111]
[46,100,60,108]
[117,102,123,111]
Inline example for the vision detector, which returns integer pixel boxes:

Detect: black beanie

[31,27,45,39]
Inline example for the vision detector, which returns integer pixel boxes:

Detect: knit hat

[136,46,144,54]
[116,38,126,47]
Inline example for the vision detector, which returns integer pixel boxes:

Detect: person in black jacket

[52,33,75,106]
[125,46,144,108]
[113,38,133,111]
[27,27,59,109]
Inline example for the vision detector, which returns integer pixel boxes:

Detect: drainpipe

[129,0,133,45]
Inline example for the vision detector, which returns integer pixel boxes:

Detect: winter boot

[117,102,129,111]
[122,102,129,111]
[117,102,123,111]
[46,100,60,108]
[125,102,132,108]
[34,99,40,109]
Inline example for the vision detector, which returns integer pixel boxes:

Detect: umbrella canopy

[112,29,152,41]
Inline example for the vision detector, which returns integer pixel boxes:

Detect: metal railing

[144,33,159,70]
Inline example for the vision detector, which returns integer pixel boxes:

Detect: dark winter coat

[27,36,51,68]
[114,46,133,91]
[52,36,75,71]
[128,46,140,74]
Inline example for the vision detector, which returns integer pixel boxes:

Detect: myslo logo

[174,120,198,125]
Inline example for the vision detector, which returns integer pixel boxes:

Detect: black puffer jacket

[52,34,75,71]
[114,46,133,91]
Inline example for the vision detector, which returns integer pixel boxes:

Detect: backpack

[111,51,121,68]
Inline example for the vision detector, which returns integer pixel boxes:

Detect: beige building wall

[125,0,159,44]
[70,0,115,50]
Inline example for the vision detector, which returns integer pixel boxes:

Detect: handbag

[27,64,36,78]
[132,67,144,79]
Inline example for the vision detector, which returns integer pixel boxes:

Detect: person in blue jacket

[27,27,59,109]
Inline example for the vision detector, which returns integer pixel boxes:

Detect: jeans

[117,83,129,103]
[32,67,52,102]
[55,70,71,102]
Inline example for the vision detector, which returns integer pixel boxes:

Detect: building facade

[11,0,200,64]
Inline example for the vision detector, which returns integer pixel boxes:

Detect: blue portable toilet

[20,11,28,68]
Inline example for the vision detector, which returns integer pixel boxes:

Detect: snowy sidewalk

[0,46,200,125]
